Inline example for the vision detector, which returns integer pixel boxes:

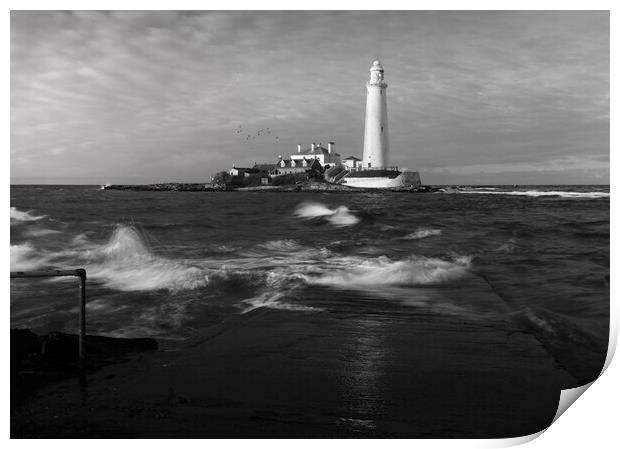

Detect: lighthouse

[336,61,421,188]
[362,60,389,168]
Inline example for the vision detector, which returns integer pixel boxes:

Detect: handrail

[10,269,87,361]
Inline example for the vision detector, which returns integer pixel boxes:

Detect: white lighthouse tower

[341,61,421,189]
[362,60,389,168]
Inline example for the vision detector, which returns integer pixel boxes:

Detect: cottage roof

[297,147,341,158]
[276,158,321,169]
[277,159,300,168]
[300,145,329,156]
[231,167,255,172]
[343,156,361,161]
[252,163,275,172]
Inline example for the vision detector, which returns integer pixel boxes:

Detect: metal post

[10,269,87,362]
[76,269,87,361]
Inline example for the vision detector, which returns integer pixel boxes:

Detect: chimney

[297,144,302,153]
[311,142,316,151]
[328,142,334,154]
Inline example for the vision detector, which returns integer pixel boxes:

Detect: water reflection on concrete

[338,315,387,432]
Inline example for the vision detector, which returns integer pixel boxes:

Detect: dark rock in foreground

[11,328,158,408]
[12,329,158,369]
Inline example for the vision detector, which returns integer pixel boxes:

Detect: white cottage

[291,142,341,168]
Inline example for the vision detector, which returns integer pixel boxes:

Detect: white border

[4,1,616,447]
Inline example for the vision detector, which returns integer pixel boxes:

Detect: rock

[12,329,159,409]
[40,332,158,363]
[12,329,158,369]
[11,329,41,372]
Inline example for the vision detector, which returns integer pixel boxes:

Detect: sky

[10,10,609,184]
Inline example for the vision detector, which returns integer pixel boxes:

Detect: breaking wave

[294,202,359,227]
[23,228,62,237]
[83,226,209,292]
[11,207,46,223]
[403,228,442,240]
[11,223,472,295]
[241,292,321,314]
[458,190,609,198]
[303,255,472,288]
[258,239,304,252]
[10,243,48,271]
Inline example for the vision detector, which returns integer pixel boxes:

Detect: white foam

[88,261,208,292]
[205,243,237,253]
[258,239,304,252]
[403,228,442,240]
[265,267,309,288]
[241,292,321,313]
[294,202,359,227]
[304,255,471,288]
[10,243,47,271]
[458,190,609,198]
[294,202,335,218]
[10,207,46,223]
[23,228,61,237]
[84,226,209,292]
[72,233,91,246]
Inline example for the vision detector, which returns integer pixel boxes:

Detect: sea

[10,185,610,386]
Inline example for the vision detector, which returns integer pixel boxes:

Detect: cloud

[11,11,609,184]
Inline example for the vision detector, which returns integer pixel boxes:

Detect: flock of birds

[234,125,280,141]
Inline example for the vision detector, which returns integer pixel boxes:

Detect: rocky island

[103,179,441,193]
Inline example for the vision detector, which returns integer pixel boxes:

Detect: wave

[241,292,321,314]
[294,202,359,227]
[303,254,472,289]
[204,243,238,254]
[495,238,518,253]
[10,222,475,322]
[242,240,332,264]
[10,207,46,223]
[257,239,304,252]
[81,228,324,293]
[23,228,62,237]
[457,190,609,198]
[510,307,607,383]
[79,228,470,293]
[83,226,210,292]
[403,228,442,240]
[10,243,47,271]
[72,233,91,246]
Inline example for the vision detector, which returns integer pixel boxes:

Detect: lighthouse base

[342,169,421,189]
